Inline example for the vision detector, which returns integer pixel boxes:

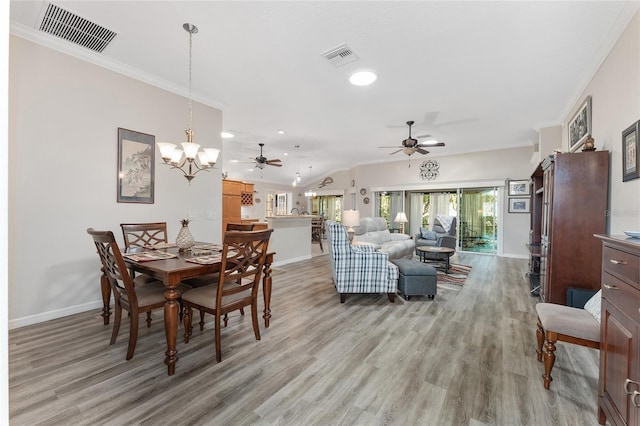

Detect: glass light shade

[394,212,408,223]
[203,148,220,163]
[342,210,360,227]
[157,142,177,159]
[170,149,184,164]
[181,142,201,159]
[197,151,210,165]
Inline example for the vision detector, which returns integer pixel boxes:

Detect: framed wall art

[117,128,155,203]
[507,179,530,196]
[508,198,530,214]
[622,120,639,182]
[569,96,592,152]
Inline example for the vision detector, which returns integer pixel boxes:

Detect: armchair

[415,215,457,259]
[326,221,398,303]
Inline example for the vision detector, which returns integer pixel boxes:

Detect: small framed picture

[117,128,155,203]
[569,96,592,152]
[622,120,639,182]
[508,198,530,214]
[507,179,530,196]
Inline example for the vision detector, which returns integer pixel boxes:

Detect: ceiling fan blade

[389,149,402,155]
[416,147,430,155]
[265,159,282,164]
[266,162,282,167]
[415,134,432,139]
[378,145,403,148]
[418,141,446,147]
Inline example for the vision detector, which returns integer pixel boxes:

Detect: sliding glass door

[459,187,498,254]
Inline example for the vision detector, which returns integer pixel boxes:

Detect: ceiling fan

[379,120,445,156]
[251,143,282,169]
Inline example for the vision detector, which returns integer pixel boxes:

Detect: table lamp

[394,212,408,234]
[342,210,360,242]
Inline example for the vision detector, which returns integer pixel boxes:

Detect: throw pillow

[419,228,437,240]
[583,290,602,323]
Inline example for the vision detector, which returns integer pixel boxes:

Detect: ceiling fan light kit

[379,120,446,159]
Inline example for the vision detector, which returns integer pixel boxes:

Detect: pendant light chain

[156,23,221,184]
[188,27,193,133]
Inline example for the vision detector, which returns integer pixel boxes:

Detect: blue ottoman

[391,259,437,300]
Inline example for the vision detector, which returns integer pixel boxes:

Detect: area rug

[436,263,472,286]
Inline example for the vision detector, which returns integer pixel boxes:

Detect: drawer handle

[603,284,618,290]
[609,259,628,265]
[633,391,640,408]
[625,379,639,394]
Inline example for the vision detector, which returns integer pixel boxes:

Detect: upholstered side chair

[535,291,601,389]
[326,221,398,303]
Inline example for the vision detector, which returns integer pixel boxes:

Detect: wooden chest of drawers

[596,235,640,426]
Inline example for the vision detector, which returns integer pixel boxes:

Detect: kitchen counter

[266,216,312,266]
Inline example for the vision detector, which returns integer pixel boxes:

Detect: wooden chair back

[226,222,255,231]
[120,222,168,250]
[88,228,138,309]
[217,229,273,312]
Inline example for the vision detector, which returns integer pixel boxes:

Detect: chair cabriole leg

[183,306,192,344]
[536,319,544,362]
[542,332,557,390]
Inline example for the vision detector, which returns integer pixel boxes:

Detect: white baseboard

[501,253,529,260]
[272,254,313,268]
[9,300,103,330]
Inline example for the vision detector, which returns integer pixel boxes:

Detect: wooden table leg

[163,282,180,376]
[100,268,111,325]
[263,253,274,328]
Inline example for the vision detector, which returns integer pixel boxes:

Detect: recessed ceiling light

[221,132,234,139]
[277,129,285,135]
[349,70,377,86]
[284,152,289,156]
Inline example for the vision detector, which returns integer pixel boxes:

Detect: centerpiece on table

[176,219,195,251]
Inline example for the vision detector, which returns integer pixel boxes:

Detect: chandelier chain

[188,27,193,131]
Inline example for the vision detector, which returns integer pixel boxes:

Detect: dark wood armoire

[531,150,609,305]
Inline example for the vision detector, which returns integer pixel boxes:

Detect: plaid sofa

[326,221,399,303]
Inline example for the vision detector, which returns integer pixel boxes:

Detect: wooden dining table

[100,244,274,375]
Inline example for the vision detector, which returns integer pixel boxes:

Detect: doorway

[459,187,498,254]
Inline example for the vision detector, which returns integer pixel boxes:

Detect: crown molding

[10,21,226,110]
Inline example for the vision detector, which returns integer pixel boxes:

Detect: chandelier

[157,23,220,183]
[304,166,316,197]
[292,145,302,187]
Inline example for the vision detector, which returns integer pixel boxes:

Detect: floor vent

[38,3,117,53]
[322,43,359,67]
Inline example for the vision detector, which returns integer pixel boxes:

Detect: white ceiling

[10,1,640,186]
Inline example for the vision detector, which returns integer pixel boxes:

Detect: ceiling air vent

[322,43,359,67]
[38,3,117,53]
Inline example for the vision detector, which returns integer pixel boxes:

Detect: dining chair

[120,222,168,286]
[226,222,255,231]
[87,228,190,360]
[120,222,168,250]
[182,228,273,362]
[311,216,324,252]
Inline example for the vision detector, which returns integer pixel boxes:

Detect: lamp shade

[342,210,360,227]
[394,212,408,223]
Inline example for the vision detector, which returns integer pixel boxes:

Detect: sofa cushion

[583,290,602,323]
[420,228,438,240]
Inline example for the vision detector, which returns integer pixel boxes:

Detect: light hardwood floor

[9,252,600,425]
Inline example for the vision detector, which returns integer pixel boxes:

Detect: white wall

[562,10,640,234]
[346,146,534,257]
[8,36,223,327]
